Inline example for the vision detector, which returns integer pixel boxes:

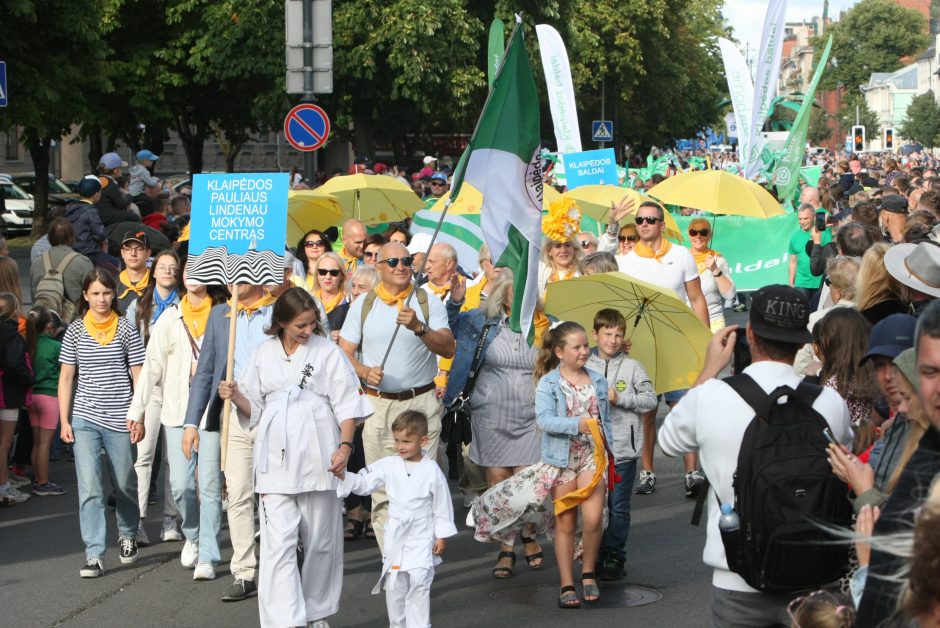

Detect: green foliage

[899,92,940,147]
[838,94,880,141]
[817,0,930,92]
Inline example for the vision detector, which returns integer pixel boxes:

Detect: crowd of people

[1,148,940,628]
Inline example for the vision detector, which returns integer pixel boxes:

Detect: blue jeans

[601,459,638,561]
[165,426,223,564]
[72,417,138,559]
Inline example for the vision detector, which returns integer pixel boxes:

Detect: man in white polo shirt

[339,242,456,550]
[602,198,710,497]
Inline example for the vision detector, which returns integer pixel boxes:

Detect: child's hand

[608,388,618,404]
[432,538,445,556]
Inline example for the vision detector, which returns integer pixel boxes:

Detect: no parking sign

[284,104,330,152]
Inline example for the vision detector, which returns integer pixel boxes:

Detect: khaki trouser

[225,411,257,581]
[134,386,178,520]
[361,389,442,551]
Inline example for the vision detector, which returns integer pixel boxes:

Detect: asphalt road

[4,246,749,627]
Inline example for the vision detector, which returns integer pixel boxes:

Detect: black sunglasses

[689,228,710,237]
[618,235,639,242]
[635,216,661,225]
[579,240,594,249]
[317,268,341,277]
[429,180,446,186]
[363,251,379,259]
[377,256,414,268]
[304,239,326,248]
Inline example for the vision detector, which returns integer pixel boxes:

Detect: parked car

[9,172,80,208]
[0,176,34,235]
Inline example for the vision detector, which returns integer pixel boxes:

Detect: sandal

[581,572,600,605]
[364,520,376,540]
[520,534,544,570]
[492,550,516,579]
[344,519,363,541]
[558,585,581,609]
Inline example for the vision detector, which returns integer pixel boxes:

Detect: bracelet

[339,441,354,452]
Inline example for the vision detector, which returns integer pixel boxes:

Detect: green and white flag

[410,210,485,274]
[774,35,832,201]
[450,19,542,340]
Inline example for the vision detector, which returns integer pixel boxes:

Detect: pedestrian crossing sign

[592,120,613,142]
[0,62,7,108]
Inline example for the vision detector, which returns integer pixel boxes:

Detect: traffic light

[884,127,894,151]
[852,126,865,152]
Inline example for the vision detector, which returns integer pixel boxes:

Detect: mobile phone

[815,211,827,232]
[822,427,838,447]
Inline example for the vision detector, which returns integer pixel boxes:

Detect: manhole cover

[490,582,661,608]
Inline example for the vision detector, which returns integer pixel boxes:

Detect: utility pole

[302,0,316,183]
[600,76,606,149]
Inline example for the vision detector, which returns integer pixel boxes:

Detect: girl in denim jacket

[533,322,612,609]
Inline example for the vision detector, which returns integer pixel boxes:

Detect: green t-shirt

[788,227,832,289]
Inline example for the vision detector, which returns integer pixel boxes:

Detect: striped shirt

[60,316,146,431]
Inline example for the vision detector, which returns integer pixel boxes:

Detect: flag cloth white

[409,210,484,276]
[450,22,542,341]
[536,24,582,155]
[719,38,754,177]
[745,0,788,179]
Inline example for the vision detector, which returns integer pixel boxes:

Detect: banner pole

[219,283,239,471]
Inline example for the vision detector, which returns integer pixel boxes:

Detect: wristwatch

[414,323,428,337]
[713,270,723,277]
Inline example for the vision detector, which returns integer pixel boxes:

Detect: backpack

[719,373,853,592]
[34,251,79,322]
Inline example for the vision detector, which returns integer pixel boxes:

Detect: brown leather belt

[362,382,435,401]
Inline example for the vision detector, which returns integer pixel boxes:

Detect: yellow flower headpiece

[543,196,581,242]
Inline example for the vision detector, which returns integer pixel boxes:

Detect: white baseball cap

[423,156,438,165]
[407,232,433,256]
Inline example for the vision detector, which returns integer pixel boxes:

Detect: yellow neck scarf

[692,248,721,274]
[83,310,119,346]
[180,294,211,339]
[553,419,607,515]
[634,238,673,262]
[118,269,149,299]
[548,268,573,284]
[233,293,277,318]
[425,281,450,299]
[375,282,413,310]
[338,248,360,272]
[316,289,346,314]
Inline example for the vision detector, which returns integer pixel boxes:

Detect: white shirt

[697,255,736,323]
[657,360,853,593]
[339,286,449,392]
[238,336,374,494]
[618,243,699,305]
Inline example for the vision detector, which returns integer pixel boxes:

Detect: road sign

[283,103,330,152]
[592,120,613,142]
[0,62,7,108]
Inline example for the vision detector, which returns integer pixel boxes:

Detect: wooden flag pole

[219,283,239,471]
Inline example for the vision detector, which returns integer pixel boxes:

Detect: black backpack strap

[795,378,825,406]
[723,373,772,418]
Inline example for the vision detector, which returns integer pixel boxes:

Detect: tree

[808,106,832,146]
[838,94,880,141]
[818,0,929,93]
[899,92,940,147]
[0,0,111,233]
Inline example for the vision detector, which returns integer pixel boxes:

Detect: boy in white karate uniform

[336,410,457,628]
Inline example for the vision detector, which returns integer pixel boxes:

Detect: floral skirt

[472,437,602,546]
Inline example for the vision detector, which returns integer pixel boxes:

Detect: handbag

[441,322,493,445]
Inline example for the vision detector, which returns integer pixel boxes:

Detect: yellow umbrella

[286,190,343,244]
[562,184,683,241]
[647,170,785,218]
[544,272,712,393]
[317,174,424,224]
[429,182,562,214]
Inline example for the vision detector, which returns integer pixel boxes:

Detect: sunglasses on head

[304,239,326,248]
[635,216,661,225]
[378,256,414,268]
[317,268,341,277]
[618,235,639,242]
[689,228,710,237]
[579,240,594,249]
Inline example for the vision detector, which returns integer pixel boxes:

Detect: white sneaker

[161,516,183,542]
[308,620,331,628]
[193,562,216,581]
[180,540,199,568]
[136,521,151,547]
[1,486,30,503]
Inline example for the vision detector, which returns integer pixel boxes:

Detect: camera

[733,330,752,374]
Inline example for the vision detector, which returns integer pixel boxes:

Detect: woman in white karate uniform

[220,287,373,628]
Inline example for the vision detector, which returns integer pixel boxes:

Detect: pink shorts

[28,394,59,430]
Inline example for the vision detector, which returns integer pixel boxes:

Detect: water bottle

[718,503,739,532]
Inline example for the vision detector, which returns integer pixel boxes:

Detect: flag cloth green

[774,35,832,201]
[487,18,504,92]
[450,21,541,341]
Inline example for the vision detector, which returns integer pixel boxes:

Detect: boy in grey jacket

[585,309,657,581]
